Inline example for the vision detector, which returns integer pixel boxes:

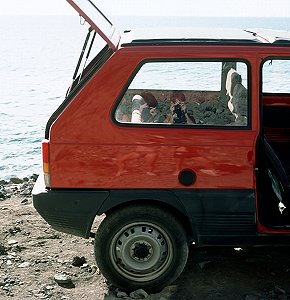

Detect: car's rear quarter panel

[49,46,259,189]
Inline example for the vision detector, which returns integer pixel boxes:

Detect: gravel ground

[1,176,290,300]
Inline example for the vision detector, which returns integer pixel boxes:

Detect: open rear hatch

[66,0,120,50]
[44,0,120,139]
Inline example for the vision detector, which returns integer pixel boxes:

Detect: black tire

[94,204,189,293]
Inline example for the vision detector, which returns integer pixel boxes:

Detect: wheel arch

[96,190,195,242]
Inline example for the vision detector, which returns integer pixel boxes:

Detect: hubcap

[109,222,173,282]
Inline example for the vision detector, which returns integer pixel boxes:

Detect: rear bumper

[32,175,109,238]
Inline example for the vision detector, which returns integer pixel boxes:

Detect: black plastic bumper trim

[32,176,109,238]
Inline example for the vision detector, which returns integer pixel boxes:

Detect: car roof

[64,2,290,50]
[120,27,290,47]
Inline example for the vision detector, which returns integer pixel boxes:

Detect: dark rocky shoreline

[0,174,38,202]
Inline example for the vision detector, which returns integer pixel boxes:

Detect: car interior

[258,92,290,228]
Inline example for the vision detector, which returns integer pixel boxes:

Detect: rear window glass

[115,60,249,127]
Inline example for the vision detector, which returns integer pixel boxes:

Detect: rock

[0,180,8,185]
[10,177,23,184]
[244,295,259,300]
[31,174,38,182]
[0,190,7,199]
[129,289,149,299]
[116,291,128,298]
[7,239,18,245]
[80,263,89,269]
[275,285,286,295]
[20,187,32,196]
[71,256,86,267]
[6,260,13,266]
[90,265,100,275]
[8,226,21,235]
[18,261,31,268]
[21,198,29,204]
[198,260,212,269]
[54,273,72,285]
[234,247,243,251]
[0,245,7,255]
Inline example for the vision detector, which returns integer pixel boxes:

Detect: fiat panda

[33,0,290,292]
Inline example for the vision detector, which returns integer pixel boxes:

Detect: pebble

[275,285,286,295]
[80,263,89,269]
[244,295,259,300]
[21,198,29,204]
[7,239,18,245]
[18,261,31,268]
[129,289,149,299]
[90,265,100,275]
[31,174,38,181]
[0,190,6,199]
[54,273,72,285]
[20,187,32,196]
[0,245,7,255]
[116,291,128,298]
[8,226,21,235]
[10,177,23,184]
[72,256,86,267]
[6,260,12,266]
[198,260,212,269]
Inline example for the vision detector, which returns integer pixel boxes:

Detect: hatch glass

[66,0,120,50]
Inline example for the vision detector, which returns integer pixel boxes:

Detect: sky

[0,0,290,17]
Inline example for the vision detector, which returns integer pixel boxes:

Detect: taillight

[42,139,50,187]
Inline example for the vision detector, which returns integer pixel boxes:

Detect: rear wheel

[94,204,188,293]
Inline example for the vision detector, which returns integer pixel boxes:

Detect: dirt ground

[1,179,290,300]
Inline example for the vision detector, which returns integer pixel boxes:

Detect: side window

[115,60,249,127]
[263,59,290,93]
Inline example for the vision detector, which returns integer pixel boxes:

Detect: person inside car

[131,92,158,123]
[165,91,196,125]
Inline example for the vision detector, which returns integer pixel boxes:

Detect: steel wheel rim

[109,221,173,282]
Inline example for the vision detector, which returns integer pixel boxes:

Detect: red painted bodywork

[47,43,290,235]
[50,46,257,188]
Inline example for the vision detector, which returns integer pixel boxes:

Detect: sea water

[0,15,290,180]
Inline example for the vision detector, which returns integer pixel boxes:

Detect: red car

[33,0,290,292]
